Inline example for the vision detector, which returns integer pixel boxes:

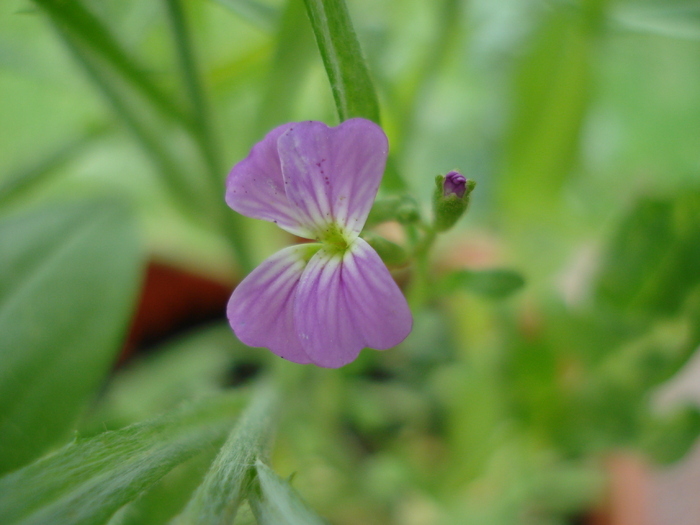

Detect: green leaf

[641,406,700,464]
[80,324,243,435]
[254,0,317,136]
[596,192,700,316]
[172,383,278,524]
[0,393,244,525]
[439,268,525,299]
[163,0,254,271]
[0,199,141,474]
[249,460,330,525]
[302,0,380,124]
[33,0,190,126]
[209,0,280,31]
[613,4,700,41]
[301,0,407,191]
[498,4,602,223]
[0,125,109,207]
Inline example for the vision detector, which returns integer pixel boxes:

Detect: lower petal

[342,238,413,350]
[293,239,412,368]
[227,245,316,364]
[294,249,365,368]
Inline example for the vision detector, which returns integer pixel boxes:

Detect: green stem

[407,225,436,308]
[35,0,193,128]
[56,27,204,220]
[164,0,253,272]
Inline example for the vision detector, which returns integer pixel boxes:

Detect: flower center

[318,223,351,255]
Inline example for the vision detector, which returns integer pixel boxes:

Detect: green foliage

[249,460,330,525]
[439,268,525,299]
[0,200,141,474]
[301,0,380,124]
[597,192,700,317]
[641,407,700,465]
[0,393,243,525]
[3,0,700,522]
[173,384,278,524]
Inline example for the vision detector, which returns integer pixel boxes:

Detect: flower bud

[443,171,467,198]
[433,171,476,232]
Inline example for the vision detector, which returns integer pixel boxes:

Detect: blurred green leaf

[163,0,254,271]
[641,406,700,464]
[173,383,278,525]
[80,324,242,435]
[0,125,109,207]
[254,0,317,136]
[499,5,600,222]
[249,460,329,525]
[34,0,190,126]
[302,0,380,124]
[0,393,243,525]
[439,268,525,299]
[0,199,141,474]
[54,26,209,222]
[210,0,280,31]
[613,4,700,41]
[596,192,700,316]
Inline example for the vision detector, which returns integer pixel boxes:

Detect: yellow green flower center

[318,223,351,255]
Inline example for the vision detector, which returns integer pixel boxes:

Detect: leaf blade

[172,383,278,525]
[0,393,244,525]
[302,0,380,124]
[0,199,141,474]
[249,460,330,525]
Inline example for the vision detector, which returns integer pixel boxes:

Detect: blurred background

[1,0,700,523]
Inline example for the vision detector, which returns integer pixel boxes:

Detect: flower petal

[293,239,412,368]
[227,245,316,364]
[277,119,388,237]
[225,124,312,238]
[341,238,413,349]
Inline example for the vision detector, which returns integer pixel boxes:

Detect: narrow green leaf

[209,0,280,31]
[172,383,278,525]
[302,0,380,124]
[164,0,254,271]
[0,394,243,525]
[0,125,109,207]
[33,0,191,126]
[165,0,223,185]
[254,0,317,136]
[439,268,525,299]
[55,26,206,220]
[0,199,141,474]
[301,0,407,191]
[498,5,600,222]
[613,4,700,41]
[249,460,330,525]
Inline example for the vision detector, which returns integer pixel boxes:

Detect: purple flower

[225,119,413,368]
[443,171,467,198]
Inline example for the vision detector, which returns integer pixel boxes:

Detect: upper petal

[293,239,412,368]
[227,244,317,364]
[225,124,313,238]
[277,119,389,238]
